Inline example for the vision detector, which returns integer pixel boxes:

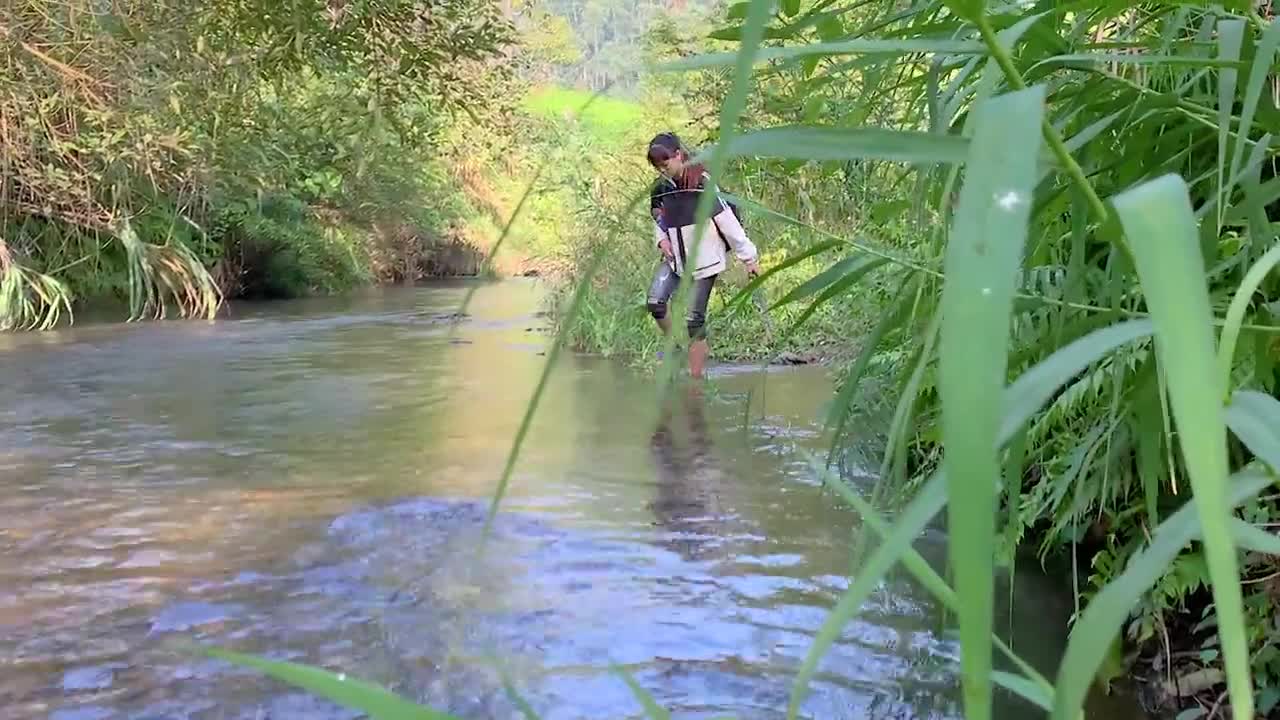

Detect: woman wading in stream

[645,132,761,379]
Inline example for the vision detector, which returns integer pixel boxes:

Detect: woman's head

[647,132,686,178]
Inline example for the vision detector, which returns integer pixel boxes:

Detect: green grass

[522,86,646,140]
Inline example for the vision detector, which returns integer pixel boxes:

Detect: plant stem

[974,15,1110,224]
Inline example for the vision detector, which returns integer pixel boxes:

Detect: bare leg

[688,338,709,379]
[685,273,718,380]
[655,315,671,335]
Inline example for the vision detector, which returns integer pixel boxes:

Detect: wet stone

[61,666,115,692]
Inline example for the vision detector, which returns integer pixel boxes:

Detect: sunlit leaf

[1109,174,1252,720]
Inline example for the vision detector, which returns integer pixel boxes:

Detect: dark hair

[647,132,684,167]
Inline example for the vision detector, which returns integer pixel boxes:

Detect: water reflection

[648,385,728,563]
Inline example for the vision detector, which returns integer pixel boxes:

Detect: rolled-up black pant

[645,261,718,339]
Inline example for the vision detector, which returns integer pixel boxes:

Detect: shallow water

[0,280,1135,719]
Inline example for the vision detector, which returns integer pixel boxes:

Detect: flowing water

[0,280,1138,719]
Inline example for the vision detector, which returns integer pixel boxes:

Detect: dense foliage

[1,0,515,326]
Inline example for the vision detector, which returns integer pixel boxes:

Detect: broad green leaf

[1217,244,1280,389]
[769,253,886,309]
[200,647,458,719]
[724,126,970,164]
[658,38,987,71]
[782,0,801,18]
[1052,470,1273,720]
[940,84,1044,720]
[1111,174,1252,720]
[1225,390,1280,471]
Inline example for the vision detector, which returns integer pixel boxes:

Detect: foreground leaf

[1108,174,1252,720]
[940,84,1044,720]
[722,126,970,165]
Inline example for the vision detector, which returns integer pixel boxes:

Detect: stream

[0,279,1140,719]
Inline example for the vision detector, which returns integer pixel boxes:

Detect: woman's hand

[659,238,674,260]
[744,259,761,277]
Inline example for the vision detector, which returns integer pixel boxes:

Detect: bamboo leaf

[940,84,1045,720]
[1109,174,1252,720]
[1031,54,1247,70]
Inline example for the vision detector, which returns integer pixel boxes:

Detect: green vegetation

[12,0,1280,718]
[1,0,516,326]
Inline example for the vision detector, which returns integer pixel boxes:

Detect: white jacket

[653,179,759,280]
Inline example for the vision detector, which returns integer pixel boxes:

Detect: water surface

[0,280,1124,719]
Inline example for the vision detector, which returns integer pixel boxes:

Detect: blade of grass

[1227,19,1280,185]
[657,38,987,71]
[721,126,970,165]
[724,238,843,309]
[1112,173,1252,720]
[781,259,888,339]
[939,83,1044,720]
[824,273,918,469]
[449,87,613,333]
[1216,243,1280,391]
[1232,518,1280,555]
[610,664,671,720]
[657,0,770,402]
[1215,18,1245,231]
[198,646,459,720]
[769,254,887,310]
